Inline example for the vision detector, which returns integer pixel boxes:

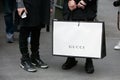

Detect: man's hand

[17,8,27,16]
[77,0,86,9]
[68,0,77,11]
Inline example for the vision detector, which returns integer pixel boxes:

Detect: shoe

[31,58,48,69]
[20,60,37,72]
[114,41,120,50]
[6,33,14,43]
[85,59,94,74]
[62,57,78,70]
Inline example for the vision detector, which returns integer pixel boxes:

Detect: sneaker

[20,60,37,72]
[114,41,120,50]
[31,58,49,69]
[62,57,78,70]
[85,58,94,74]
[6,33,14,43]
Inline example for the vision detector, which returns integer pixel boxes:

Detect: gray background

[1,0,120,80]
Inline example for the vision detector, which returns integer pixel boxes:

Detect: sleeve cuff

[16,0,25,8]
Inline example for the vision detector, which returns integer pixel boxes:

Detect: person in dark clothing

[3,0,16,43]
[113,0,120,50]
[113,0,120,7]
[16,0,51,72]
[62,0,97,74]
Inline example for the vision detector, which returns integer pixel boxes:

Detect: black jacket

[63,0,97,20]
[16,0,50,27]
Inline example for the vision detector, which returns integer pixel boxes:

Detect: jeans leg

[3,0,15,34]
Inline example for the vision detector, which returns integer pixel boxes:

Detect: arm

[50,0,54,13]
[84,0,97,5]
[63,0,70,20]
[16,0,27,16]
[16,0,24,8]
[50,0,54,9]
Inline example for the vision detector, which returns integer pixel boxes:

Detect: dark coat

[63,0,97,21]
[19,0,50,27]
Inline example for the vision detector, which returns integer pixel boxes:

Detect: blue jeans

[3,0,16,34]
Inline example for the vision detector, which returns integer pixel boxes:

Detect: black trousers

[19,26,41,61]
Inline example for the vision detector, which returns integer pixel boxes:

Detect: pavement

[1,0,120,80]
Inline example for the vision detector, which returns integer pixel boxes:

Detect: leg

[46,24,50,32]
[82,19,94,73]
[85,58,94,74]
[114,40,120,50]
[19,27,37,72]
[19,27,30,60]
[62,57,78,70]
[30,27,40,59]
[30,27,48,69]
[3,0,15,43]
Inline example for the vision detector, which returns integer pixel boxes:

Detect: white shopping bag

[53,21,106,59]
